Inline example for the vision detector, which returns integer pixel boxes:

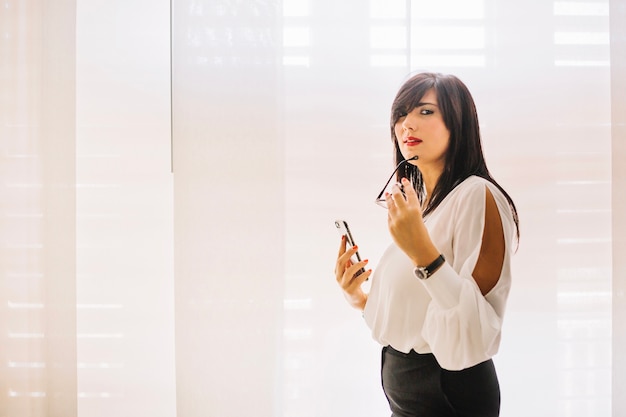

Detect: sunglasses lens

[375,182,407,208]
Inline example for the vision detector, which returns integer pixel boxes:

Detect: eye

[420,109,434,115]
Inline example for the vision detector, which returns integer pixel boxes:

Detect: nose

[401,111,417,131]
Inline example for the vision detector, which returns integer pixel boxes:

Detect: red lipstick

[405,136,422,146]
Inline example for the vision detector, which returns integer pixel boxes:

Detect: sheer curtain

[74,0,175,416]
[610,1,626,415]
[1,1,77,415]
[173,0,615,416]
[2,0,624,416]
[171,2,285,416]
[1,1,175,416]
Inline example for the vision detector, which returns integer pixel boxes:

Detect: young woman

[335,72,519,417]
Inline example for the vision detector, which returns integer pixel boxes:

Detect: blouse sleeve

[418,182,514,371]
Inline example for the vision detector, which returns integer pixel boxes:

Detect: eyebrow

[415,101,438,107]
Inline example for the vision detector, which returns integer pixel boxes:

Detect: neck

[418,164,443,202]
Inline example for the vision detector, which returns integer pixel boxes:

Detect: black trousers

[381,346,500,417]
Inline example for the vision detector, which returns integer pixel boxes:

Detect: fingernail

[353,245,358,250]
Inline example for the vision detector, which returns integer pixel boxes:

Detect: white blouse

[362,175,517,371]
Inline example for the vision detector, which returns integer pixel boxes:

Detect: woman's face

[394,88,450,169]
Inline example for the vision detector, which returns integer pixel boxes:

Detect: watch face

[416,267,428,280]
[414,255,444,280]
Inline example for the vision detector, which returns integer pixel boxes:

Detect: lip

[404,136,422,146]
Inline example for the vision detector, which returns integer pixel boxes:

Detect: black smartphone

[334,219,365,277]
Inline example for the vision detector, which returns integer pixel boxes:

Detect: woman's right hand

[335,235,371,311]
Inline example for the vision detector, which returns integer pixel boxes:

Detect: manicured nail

[353,245,358,250]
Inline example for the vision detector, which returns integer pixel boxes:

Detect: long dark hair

[390,72,519,239]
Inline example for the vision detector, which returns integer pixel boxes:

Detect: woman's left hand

[385,178,439,266]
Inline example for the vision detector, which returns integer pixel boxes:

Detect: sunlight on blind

[370,27,407,49]
[283,0,310,17]
[370,0,406,18]
[555,32,610,45]
[412,0,485,19]
[369,0,408,66]
[282,0,311,66]
[553,0,610,67]
[1,1,77,414]
[410,0,486,68]
[551,2,612,412]
[554,1,609,16]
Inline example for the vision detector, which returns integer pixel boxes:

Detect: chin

[402,152,419,164]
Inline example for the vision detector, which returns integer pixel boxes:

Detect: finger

[334,236,345,276]
[339,245,359,263]
[384,192,396,210]
[341,259,369,287]
[390,183,407,209]
[337,234,347,258]
[335,245,359,279]
[346,267,372,289]
[400,177,419,205]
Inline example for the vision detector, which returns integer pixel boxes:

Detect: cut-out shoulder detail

[472,187,505,295]
[363,176,515,370]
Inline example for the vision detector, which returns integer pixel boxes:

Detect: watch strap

[414,254,445,280]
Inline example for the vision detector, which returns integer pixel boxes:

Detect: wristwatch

[413,254,445,280]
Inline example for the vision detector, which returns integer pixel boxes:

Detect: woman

[335,72,519,417]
